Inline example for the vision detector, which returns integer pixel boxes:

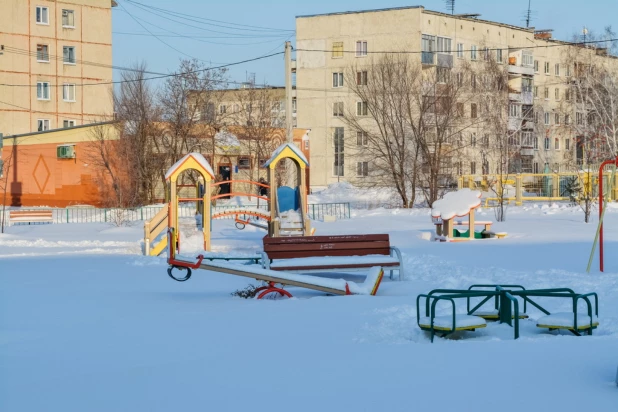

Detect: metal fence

[459,169,618,206]
[1,202,351,226]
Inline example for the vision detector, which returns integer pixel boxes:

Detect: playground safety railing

[2,202,352,225]
[459,171,618,206]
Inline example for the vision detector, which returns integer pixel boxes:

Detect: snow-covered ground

[1,203,618,411]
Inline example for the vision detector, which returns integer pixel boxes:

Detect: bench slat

[266,248,391,260]
[263,234,389,244]
[9,212,53,216]
[264,241,391,253]
[271,261,400,271]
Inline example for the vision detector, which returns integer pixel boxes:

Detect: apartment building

[0,0,115,136]
[295,6,617,190]
[192,86,296,128]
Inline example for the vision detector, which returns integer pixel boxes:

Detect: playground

[1,158,618,411]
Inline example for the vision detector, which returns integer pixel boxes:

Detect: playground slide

[169,254,384,297]
[276,186,306,235]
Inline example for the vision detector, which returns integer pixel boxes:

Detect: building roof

[297,5,422,19]
[263,142,309,168]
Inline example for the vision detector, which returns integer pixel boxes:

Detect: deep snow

[1,203,618,412]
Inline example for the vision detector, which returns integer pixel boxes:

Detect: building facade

[0,0,115,136]
[295,6,617,190]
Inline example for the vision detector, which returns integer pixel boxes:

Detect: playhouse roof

[263,142,309,168]
[165,152,215,181]
[431,189,482,220]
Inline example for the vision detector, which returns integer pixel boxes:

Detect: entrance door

[218,165,231,198]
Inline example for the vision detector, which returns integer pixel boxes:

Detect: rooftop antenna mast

[525,0,532,28]
[445,0,455,15]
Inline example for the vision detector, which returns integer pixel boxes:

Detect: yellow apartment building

[295,6,618,190]
[0,0,115,136]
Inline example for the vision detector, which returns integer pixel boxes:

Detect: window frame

[544,61,550,74]
[333,102,344,117]
[356,131,368,146]
[544,112,550,125]
[36,6,49,25]
[62,9,75,28]
[332,41,344,59]
[333,127,345,177]
[37,81,50,100]
[63,46,76,65]
[355,41,368,57]
[457,43,464,59]
[555,63,560,76]
[470,45,477,60]
[36,44,50,63]
[37,118,50,131]
[356,101,368,116]
[332,72,344,88]
[63,120,76,128]
[356,70,368,86]
[62,83,76,102]
[356,161,369,177]
[544,137,550,150]
[237,156,251,170]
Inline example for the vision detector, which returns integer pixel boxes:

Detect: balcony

[422,52,435,65]
[508,64,535,76]
[437,53,453,68]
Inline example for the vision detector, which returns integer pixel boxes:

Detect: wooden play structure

[431,189,506,241]
[143,143,313,256]
[417,284,599,342]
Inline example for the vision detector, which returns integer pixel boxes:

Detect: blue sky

[112,0,618,87]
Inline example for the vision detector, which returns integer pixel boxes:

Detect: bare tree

[344,54,481,208]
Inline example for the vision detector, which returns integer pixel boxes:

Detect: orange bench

[9,210,54,225]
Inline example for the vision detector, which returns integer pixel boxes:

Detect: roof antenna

[445,0,455,15]
[525,0,533,28]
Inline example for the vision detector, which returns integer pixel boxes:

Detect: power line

[0,52,284,88]
[296,37,618,55]
[113,31,292,39]
[0,99,87,122]
[122,0,294,33]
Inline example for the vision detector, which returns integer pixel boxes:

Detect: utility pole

[284,41,293,144]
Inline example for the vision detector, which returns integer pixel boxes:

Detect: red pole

[599,157,618,272]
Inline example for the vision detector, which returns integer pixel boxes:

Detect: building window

[565,89,571,101]
[544,61,550,74]
[237,157,251,169]
[533,162,539,173]
[63,83,76,102]
[544,87,549,99]
[36,6,49,24]
[356,162,369,177]
[422,34,435,64]
[36,44,49,62]
[63,120,76,128]
[470,133,477,147]
[219,105,226,114]
[437,67,450,83]
[482,134,489,148]
[509,103,520,117]
[356,131,368,146]
[470,161,476,174]
[555,88,560,100]
[356,41,367,57]
[555,63,560,76]
[63,46,76,64]
[555,138,560,150]
[470,45,477,60]
[544,137,550,150]
[37,82,50,100]
[534,60,539,72]
[576,112,584,125]
[566,64,571,77]
[62,9,75,28]
[356,101,368,116]
[356,71,368,86]
[332,42,343,58]
[534,136,539,150]
[37,119,50,131]
[534,86,538,98]
[483,47,490,60]
[457,43,464,58]
[332,72,344,88]
[456,102,464,117]
[333,127,344,176]
[333,102,344,117]
[544,112,550,125]
[471,74,476,90]
[456,72,463,87]
[522,53,534,67]
[470,103,477,118]
[566,138,570,150]
[554,113,560,125]
[496,49,503,63]
[565,114,570,125]
[437,37,452,53]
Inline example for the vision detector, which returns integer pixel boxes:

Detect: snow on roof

[263,142,309,168]
[431,189,482,220]
[164,152,215,180]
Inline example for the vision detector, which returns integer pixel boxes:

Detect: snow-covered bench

[9,210,53,225]
[262,234,404,281]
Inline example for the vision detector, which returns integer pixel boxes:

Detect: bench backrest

[9,210,53,219]
[263,234,391,260]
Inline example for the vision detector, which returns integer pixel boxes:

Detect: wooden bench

[453,220,492,231]
[9,210,54,225]
[261,234,404,281]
